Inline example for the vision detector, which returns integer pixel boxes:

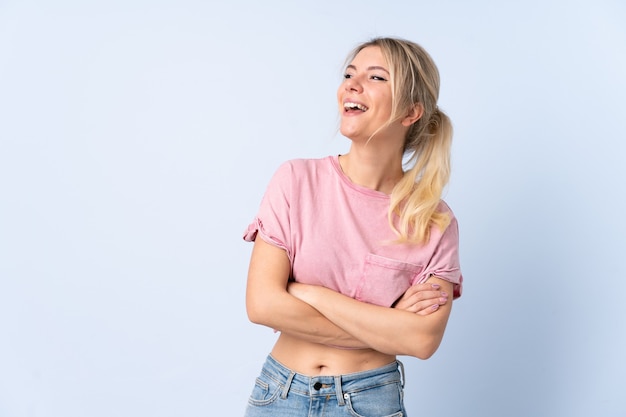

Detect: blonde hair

[347,37,453,244]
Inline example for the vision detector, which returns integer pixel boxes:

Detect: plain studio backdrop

[1,1,625,416]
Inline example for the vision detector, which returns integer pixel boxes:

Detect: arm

[246,237,367,348]
[246,237,449,349]
[288,277,454,359]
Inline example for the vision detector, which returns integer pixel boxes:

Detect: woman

[243,37,462,417]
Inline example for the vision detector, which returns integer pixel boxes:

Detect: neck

[339,144,404,194]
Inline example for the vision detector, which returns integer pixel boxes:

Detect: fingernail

[441,291,448,297]
[431,304,439,311]
[439,297,448,303]
[431,284,440,289]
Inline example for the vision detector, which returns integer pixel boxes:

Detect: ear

[401,103,424,127]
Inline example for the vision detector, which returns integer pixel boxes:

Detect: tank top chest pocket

[355,254,425,307]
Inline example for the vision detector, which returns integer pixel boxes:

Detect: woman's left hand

[393,283,448,316]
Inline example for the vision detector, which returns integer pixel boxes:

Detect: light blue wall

[1,1,625,416]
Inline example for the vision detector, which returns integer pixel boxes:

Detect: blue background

[1,1,625,416]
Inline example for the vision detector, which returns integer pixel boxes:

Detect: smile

[343,102,369,112]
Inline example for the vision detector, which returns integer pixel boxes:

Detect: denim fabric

[244,355,407,417]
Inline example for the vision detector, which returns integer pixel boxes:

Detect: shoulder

[437,200,457,222]
[278,156,334,171]
[273,156,335,182]
[432,200,460,243]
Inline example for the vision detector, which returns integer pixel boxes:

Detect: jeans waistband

[261,354,405,404]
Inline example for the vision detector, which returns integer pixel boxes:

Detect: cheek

[377,93,394,116]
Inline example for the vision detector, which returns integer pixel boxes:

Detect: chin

[340,131,359,141]
[341,130,372,144]
[340,125,364,140]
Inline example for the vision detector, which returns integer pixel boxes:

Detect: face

[337,46,400,142]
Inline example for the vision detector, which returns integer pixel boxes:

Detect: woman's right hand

[393,283,449,315]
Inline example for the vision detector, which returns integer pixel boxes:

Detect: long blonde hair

[347,37,453,244]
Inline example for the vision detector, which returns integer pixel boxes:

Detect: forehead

[349,46,388,68]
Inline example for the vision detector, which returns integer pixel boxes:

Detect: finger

[399,295,445,313]
[394,284,448,311]
[403,290,448,305]
[402,300,437,314]
[405,283,441,295]
[416,303,440,316]
[404,293,449,312]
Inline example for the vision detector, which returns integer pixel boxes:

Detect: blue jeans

[244,355,407,417]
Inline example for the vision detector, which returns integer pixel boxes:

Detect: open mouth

[343,102,369,112]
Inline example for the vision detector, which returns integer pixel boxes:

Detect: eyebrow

[346,64,390,74]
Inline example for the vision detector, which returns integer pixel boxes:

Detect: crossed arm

[246,237,454,359]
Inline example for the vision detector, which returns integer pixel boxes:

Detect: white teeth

[344,102,368,112]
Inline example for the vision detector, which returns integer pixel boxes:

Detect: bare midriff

[270,333,396,376]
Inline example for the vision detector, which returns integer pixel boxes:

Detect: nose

[344,76,363,93]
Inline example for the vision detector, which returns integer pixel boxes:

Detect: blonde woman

[243,37,462,417]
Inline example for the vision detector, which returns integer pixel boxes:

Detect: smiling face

[337,46,403,143]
